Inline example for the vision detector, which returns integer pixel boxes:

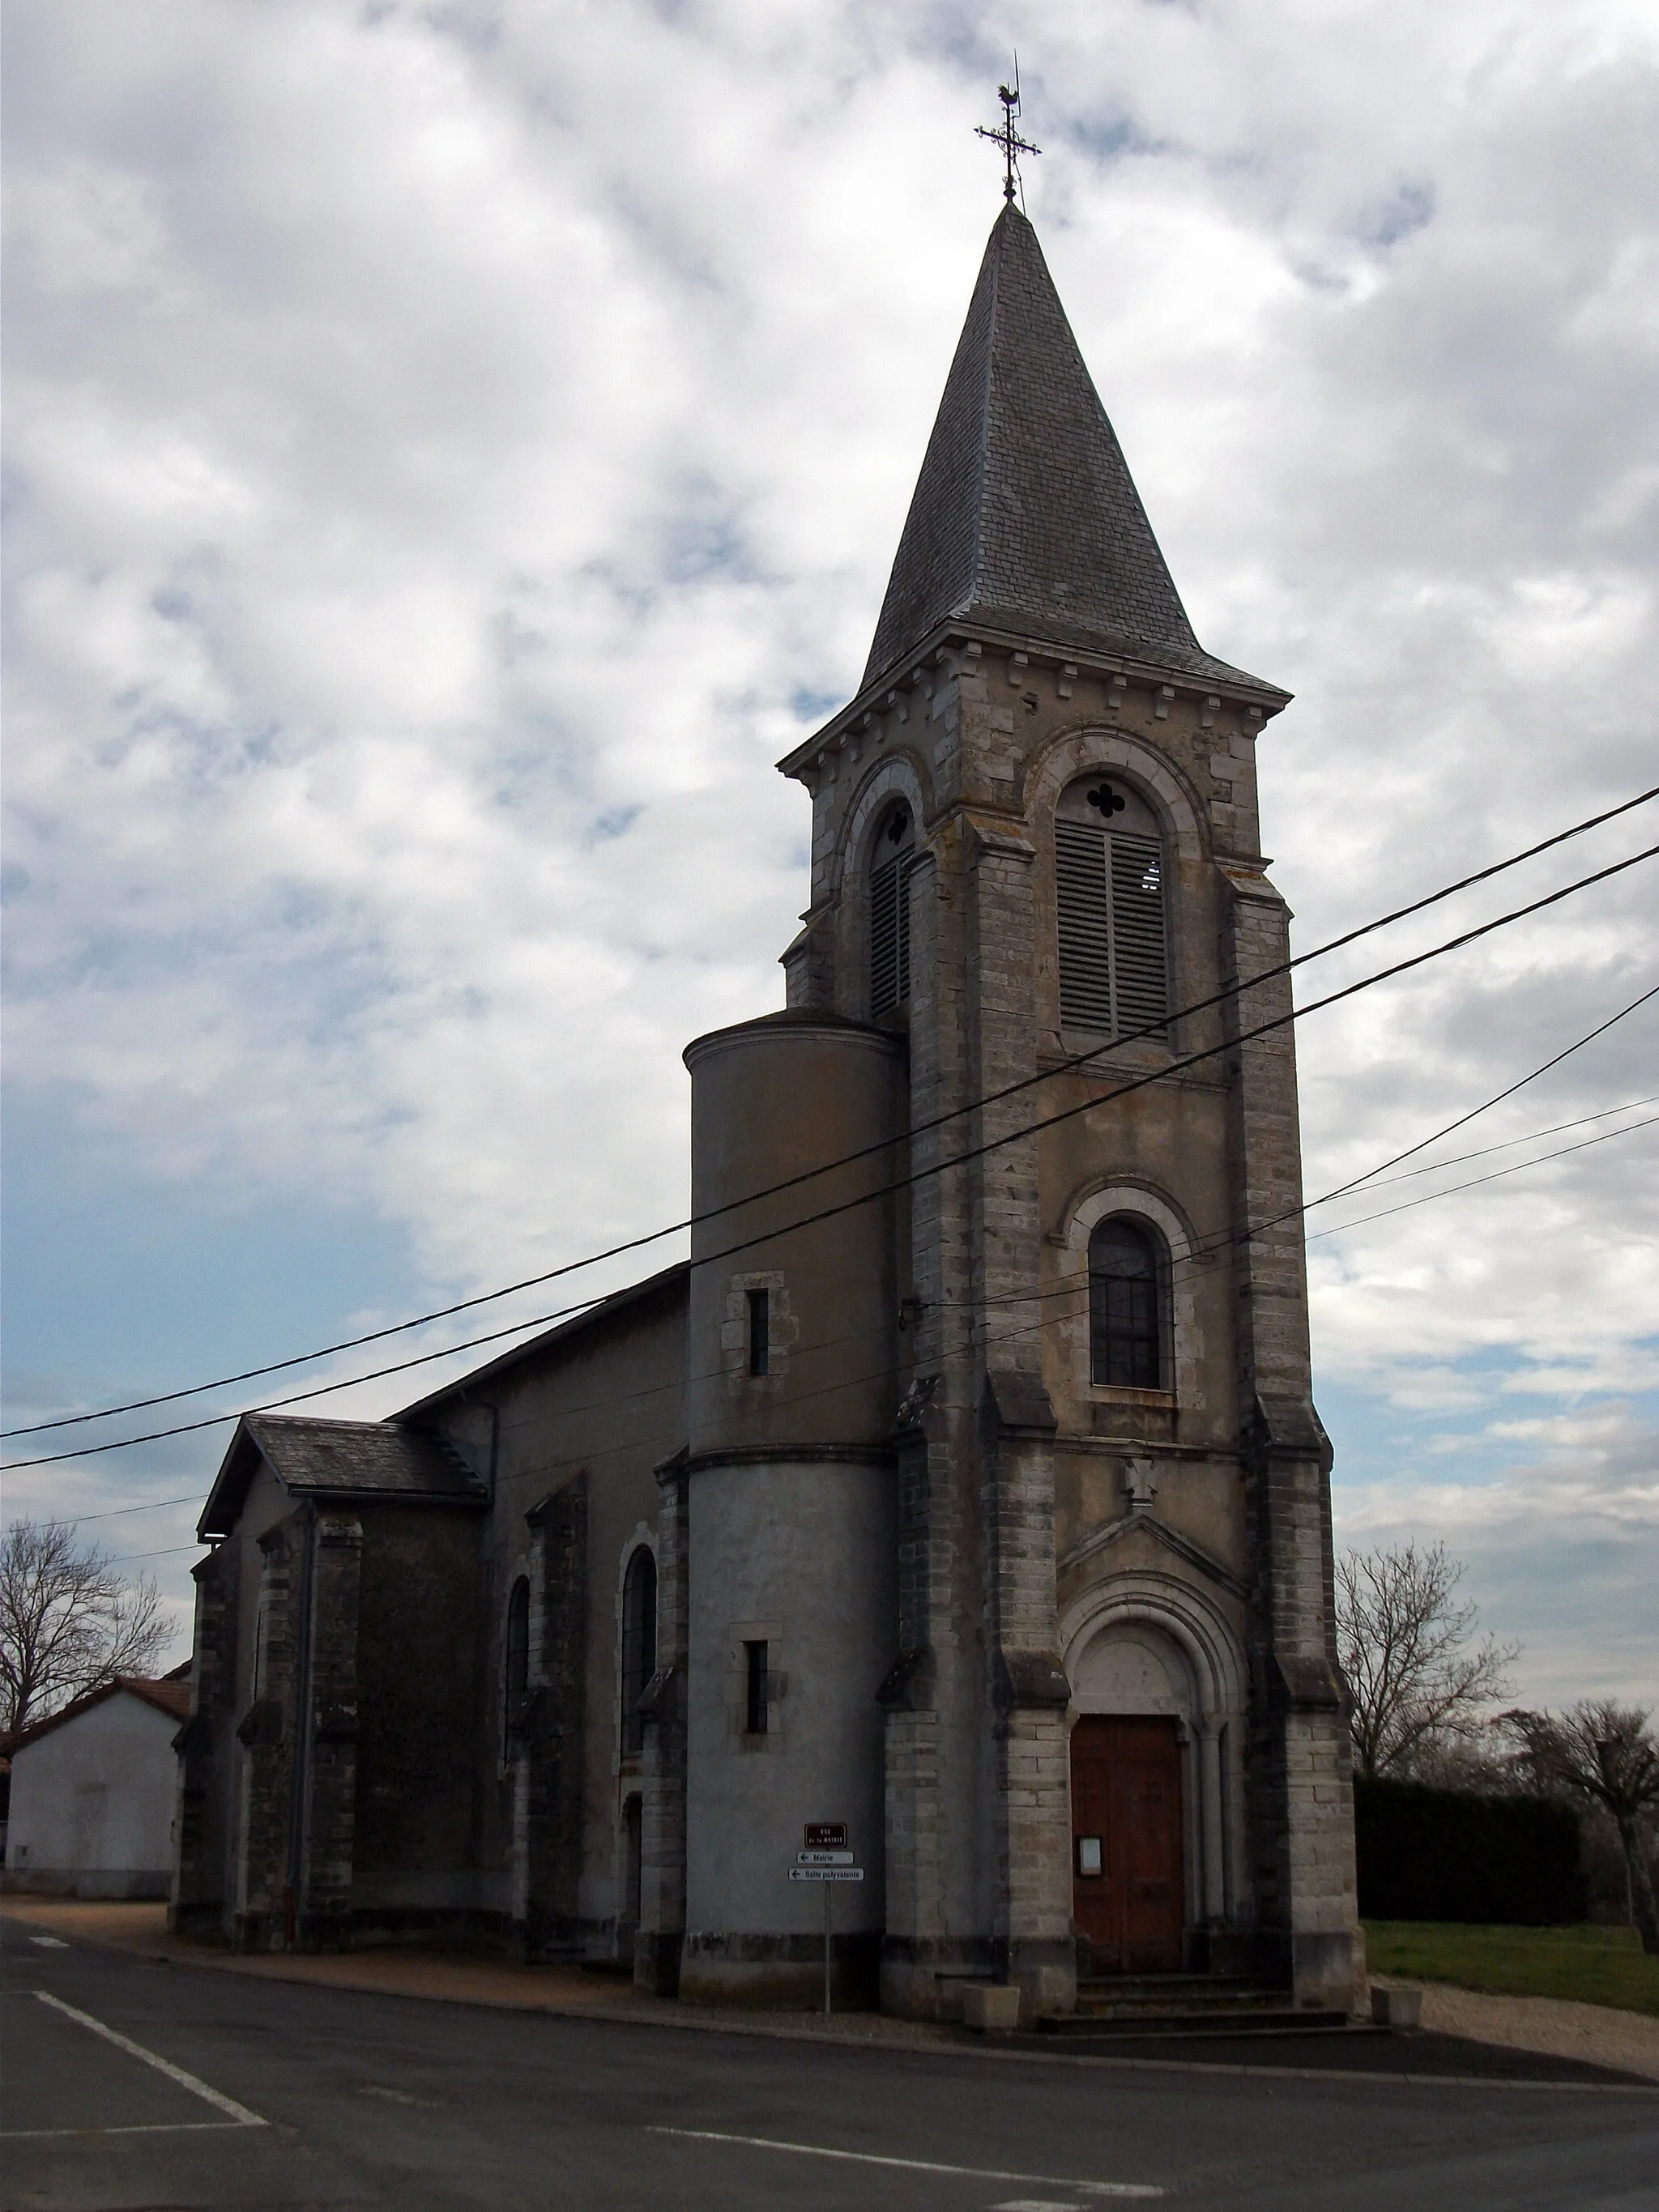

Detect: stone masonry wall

[233,1519,299,1950]
[297,1511,362,1946]
[171,1541,240,1933]
[635,1455,689,1996]
[524,1474,587,1957]
[1224,868,1359,2008]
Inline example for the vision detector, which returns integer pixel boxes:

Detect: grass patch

[1364,1920,1659,2017]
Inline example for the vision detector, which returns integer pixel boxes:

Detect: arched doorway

[1068,1626,1190,1973]
[1063,1579,1247,1977]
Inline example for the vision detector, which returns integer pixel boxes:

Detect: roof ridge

[243,1411,392,1431]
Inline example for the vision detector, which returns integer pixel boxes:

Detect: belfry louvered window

[1056,779,1169,1039]
[869,803,917,1019]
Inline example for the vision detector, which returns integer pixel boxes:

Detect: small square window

[1077,1835,1103,1877]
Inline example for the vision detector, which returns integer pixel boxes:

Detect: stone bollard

[1371,1984,1422,2029]
[962,1984,1023,2035]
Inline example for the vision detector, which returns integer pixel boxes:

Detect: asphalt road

[3,1918,1656,2212]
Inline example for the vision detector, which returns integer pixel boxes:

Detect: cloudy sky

[4,0,1656,1706]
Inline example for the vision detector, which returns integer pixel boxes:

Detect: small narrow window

[747,1287,770,1376]
[620,1549,657,1759]
[504,1576,530,1758]
[744,1639,770,1736]
[1089,1217,1166,1389]
[869,804,916,1018]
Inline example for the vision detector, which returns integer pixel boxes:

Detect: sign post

[793,1825,859,2016]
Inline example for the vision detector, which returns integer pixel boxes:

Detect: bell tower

[774,205,1360,2018]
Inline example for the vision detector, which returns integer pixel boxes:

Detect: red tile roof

[1,1673,191,1755]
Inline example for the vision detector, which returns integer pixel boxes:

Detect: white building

[4,1674,190,1899]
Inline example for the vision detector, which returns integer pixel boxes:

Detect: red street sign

[804,1822,847,1850]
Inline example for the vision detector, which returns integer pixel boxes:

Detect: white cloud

[1334,1404,1659,1700]
[3,0,1657,1688]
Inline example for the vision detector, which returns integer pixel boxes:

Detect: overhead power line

[1289,981,1659,1212]
[148,1087,1659,1562]
[377,1054,1659,1462]
[472,1082,1659,1470]
[450,1076,1659,1511]
[1175,980,1659,1271]
[1335,1094,1659,1190]
[43,1492,205,1528]
[1304,1112,1659,1241]
[6,786,1656,1446]
[44,1080,1658,1536]
[4,842,1654,1478]
[59,1060,1659,1541]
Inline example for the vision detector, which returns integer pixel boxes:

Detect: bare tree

[1337,1540,1519,1779]
[0,1519,173,1734]
[1504,1703,1659,1954]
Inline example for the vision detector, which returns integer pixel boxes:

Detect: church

[171,200,1362,2022]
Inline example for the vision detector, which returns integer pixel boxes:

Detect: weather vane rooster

[975,59,1040,205]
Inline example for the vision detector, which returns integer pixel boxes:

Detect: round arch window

[1088,1216,1168,1389]
[620,1548,658,1759]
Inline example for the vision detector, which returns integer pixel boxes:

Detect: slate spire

[862,205,1271,693]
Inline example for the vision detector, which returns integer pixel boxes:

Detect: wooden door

[1070,1715,1184,1973]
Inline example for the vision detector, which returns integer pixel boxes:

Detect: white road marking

[2,2121,245,2140]
[32,1990,267,2127]
[992,2201,1088,2210]
[646,2126,1163,2197]
[28,1935,69,1948]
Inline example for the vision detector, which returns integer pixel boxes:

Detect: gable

[4,1678,189,1762]
[396,1260,689,1421]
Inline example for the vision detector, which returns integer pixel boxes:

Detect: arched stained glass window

[1088,1217,1167,1389]
[869,803,917,1019]
[620,1548,657,1760]
[1056,778,1169,1040]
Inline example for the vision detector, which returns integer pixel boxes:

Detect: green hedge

[1354,1776,1586,1925]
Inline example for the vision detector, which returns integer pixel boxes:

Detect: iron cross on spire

[975,64,1039,204]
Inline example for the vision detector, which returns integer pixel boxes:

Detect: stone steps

[1046,2008,1354,2038]
[1042,1974,1350,2036]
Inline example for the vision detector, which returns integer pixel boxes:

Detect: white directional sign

[798,1849,854,1866]
[789,1866,864,1882]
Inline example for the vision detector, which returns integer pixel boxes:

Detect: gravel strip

[1371,1975,1659,2082]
